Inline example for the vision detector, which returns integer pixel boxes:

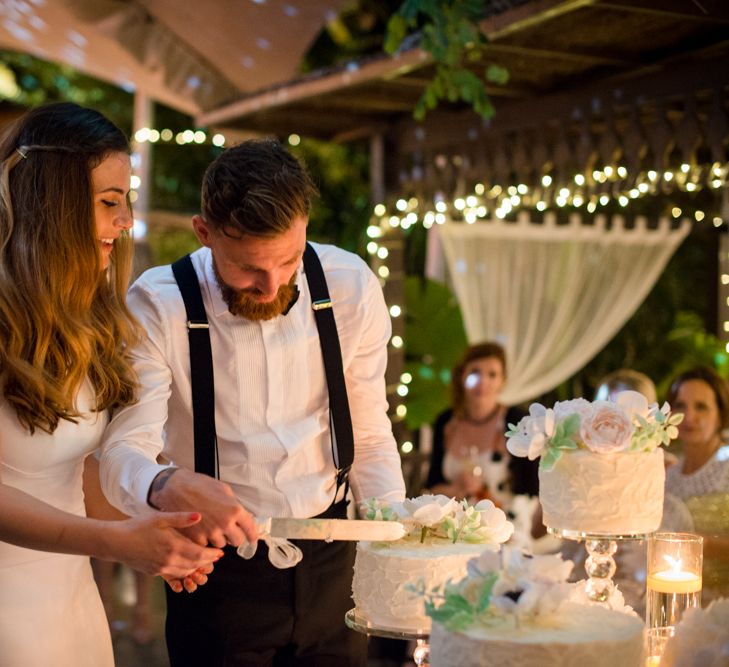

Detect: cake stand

[345,609,430,666]
[548,528,648,603]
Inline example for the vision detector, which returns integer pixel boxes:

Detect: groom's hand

[147,468,258,548]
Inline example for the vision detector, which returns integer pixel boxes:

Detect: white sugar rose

[579,401,633,453]
[399,494,459,527]
[553,398,592,422]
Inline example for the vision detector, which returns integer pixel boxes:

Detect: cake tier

[351,541,487,632]
[539,448,665,535]
[429,602,645,667]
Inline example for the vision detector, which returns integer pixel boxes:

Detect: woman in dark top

[425,342,539,504]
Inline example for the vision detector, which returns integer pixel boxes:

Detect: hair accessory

[16,146,28,159]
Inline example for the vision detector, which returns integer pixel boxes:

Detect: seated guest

[425,342,538,504]
[594,368,657,403]
[665,367,729,603]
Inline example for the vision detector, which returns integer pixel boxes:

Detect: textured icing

[539,448,665,534]
[351,541,486,632]
[429,602,645,667]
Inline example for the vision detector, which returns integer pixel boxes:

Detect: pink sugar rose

[579,401,633,453]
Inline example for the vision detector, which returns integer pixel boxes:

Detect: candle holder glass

[646,532,702,630]
[645,626,675,667]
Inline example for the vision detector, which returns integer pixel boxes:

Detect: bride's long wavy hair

[0,103,142,434]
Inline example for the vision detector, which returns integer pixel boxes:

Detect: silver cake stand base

[548,527,648,603]
[345,609,430,666]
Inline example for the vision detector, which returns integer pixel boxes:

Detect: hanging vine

[385,0,509,120]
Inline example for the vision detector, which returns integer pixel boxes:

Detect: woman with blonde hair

[0,103,223,666]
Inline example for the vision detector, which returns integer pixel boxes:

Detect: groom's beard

[214,264,298,321]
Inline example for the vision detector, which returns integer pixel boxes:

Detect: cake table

[345,609,431,666]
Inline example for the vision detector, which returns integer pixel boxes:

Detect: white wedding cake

[507,391,681,535]
[352,495,514,632]
[428,549,645,667]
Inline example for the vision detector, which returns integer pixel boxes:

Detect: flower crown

[362,494,514,545]
[505,390,683,470]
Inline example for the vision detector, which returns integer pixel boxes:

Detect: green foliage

[0,51,133,132]
[302,0,396,71]
[292,138,372,253]
[385,0,508,119]
[424,571,498,631]
[146,227,200,266]
[403,276,468,429]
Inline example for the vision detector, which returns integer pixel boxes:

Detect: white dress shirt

[100,242,405,518]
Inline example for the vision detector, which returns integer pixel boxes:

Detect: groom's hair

[200,138,318,238]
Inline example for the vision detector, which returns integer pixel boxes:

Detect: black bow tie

[282,285,300,316]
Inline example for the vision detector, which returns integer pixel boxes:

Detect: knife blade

[258,517,407,542]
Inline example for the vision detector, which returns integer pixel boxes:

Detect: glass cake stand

[345,609,430,666]
[548,527,648,604]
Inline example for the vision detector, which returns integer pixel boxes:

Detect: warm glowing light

[541,174,552,187]
[391,335,403,348]
[389,305,402,317]
[401,441,413,453]
[672,207,682,218]
[378,266,390,278]
[212,133,226,147]
[400,372,412,384]
[374,204,386,217]
[396,199,408,211]
[377,247,389,259]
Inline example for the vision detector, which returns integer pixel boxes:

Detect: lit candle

[646,569,702,594]
[646,534,703,631]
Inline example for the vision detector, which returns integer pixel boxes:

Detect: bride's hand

[103,511,223,578]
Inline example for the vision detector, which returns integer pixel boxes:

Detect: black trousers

[165,500,366,667]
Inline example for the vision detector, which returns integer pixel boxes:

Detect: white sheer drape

[432,213,690,404]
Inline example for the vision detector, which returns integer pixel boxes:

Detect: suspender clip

[312,298,333,311]
[187,321,210,329]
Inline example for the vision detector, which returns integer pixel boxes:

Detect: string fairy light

[134,127,228,147]
[369,159,729,422]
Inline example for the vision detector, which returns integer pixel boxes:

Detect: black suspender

[171,255,218,478]
[302,243,354,498]
[171,243,354,500]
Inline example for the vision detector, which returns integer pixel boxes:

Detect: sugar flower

[506,390,682,470]
[362,495,514,546]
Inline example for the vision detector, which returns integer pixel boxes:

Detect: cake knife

[258,517,407,542]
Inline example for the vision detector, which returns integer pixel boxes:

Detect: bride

[0,103,223,666]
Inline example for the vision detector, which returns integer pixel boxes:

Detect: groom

[100,138,405,665]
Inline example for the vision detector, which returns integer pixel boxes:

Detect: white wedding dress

[0,383,114,667]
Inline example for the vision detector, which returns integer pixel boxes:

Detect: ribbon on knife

[237,518,303,569]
